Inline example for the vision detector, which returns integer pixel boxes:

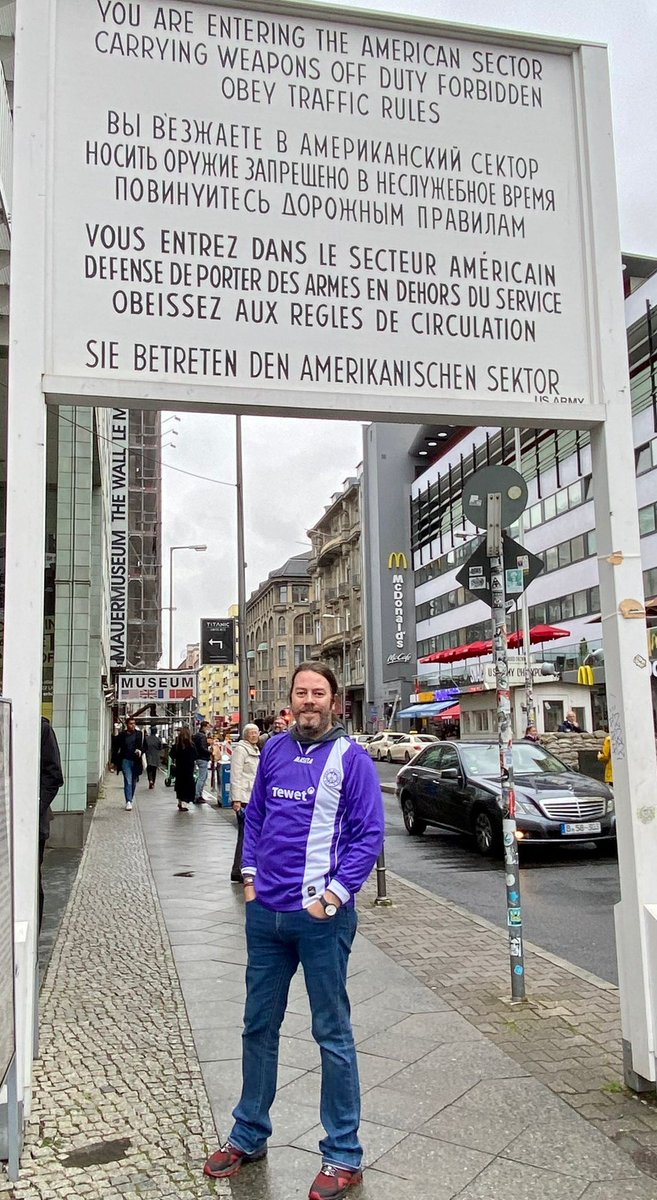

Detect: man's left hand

[307,890,341,919]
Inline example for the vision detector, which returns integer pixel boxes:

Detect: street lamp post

[168,544,207,668]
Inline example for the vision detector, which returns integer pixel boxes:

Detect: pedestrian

[204,663,385,1200]
[229,723,260,883]
[170,725,198,813]
[210,732,223,788]
[114,716,144,811]
[598,731,613,785]
[272,715,287,734]
[559,710,583,733]
[524,723,541,743]
[257,717,273,750]
[193,720,212,804]
[39,717,64,931]
[143,727,162,789]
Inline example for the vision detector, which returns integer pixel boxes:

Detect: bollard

[373,847,393,906]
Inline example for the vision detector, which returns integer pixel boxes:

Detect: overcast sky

[162,0,657,666]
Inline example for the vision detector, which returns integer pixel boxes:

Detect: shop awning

[435,703,460,721]
[397,701,454,718]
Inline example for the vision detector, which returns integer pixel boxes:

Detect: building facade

[246,553,312,721]
[408,257,657,733]
[307,476,365,732]
[197,605,240,727]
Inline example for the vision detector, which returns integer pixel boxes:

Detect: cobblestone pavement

[0,778,228,1200]
[358,870,657,1178]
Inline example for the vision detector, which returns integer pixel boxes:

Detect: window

[543,701,564,732]
[636,443,652,474]
[278,645,287,667]
[277,616,286,636]
[419,746,443,769]
[543,494,556,521]
[292,585,309,603]
[438,746,460,773]
[639,504,657,536]
[278,585,288,604]
[555,488,569,515]
[294,644,304,667]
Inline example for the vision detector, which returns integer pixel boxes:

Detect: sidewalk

[2,771,657,1199]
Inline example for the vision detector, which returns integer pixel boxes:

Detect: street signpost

[200,618,236,667]
[462,466,542,1002]
[456,535,543,611]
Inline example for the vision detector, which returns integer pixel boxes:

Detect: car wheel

[386,751,392,763]
[472,808,500,856]
[376,749,382,761]
[404,751,411,763]
[401,792,426,836]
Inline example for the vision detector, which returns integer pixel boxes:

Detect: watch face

[324,903,338,917]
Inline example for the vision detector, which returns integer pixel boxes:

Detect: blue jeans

[195,759,209,799]
[121,758,138,802]
[230,900,361,1169]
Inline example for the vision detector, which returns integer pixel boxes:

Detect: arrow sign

[456,535,543,609]
[200,618,235,665]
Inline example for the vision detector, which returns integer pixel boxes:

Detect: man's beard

[297,708,332,735]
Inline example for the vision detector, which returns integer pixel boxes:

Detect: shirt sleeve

[328,745,385,903]
[241,746,267,877]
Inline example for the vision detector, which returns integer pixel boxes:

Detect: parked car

[366,731,405,760]
[350,733,373,746]
[382,733,439,764]
[396,739,615,856]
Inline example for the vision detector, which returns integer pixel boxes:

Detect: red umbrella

[420,639,491,664]
[508,624,570,649]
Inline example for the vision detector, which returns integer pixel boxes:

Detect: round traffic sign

[462,466,528,529]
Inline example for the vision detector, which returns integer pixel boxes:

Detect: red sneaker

[203,1140,267,1178]
[308,1164,363,1200]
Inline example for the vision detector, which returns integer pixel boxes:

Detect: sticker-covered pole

[487,492,525,1002]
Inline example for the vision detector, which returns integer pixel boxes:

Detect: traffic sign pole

[486,490,526,1003]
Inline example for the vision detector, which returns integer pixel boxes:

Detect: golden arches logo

[577,665,594,686]
[387,552,408,570]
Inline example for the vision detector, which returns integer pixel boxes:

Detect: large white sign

[46,1,603,422]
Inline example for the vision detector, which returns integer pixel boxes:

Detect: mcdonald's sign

[387,551,408,570]
[577,665,594,686]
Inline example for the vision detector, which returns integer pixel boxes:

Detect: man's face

[290,671,334,738]
[273,718,286,733]
[127,719,136,732]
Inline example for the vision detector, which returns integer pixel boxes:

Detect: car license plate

[560,821,601,835]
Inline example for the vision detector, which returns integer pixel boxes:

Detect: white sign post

[6,0,657,1132]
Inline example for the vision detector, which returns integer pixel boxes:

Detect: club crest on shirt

[322,768,341,788]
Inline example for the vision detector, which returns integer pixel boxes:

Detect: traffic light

[249,686,257,700]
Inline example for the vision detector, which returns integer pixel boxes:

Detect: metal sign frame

[5,0,657,1129]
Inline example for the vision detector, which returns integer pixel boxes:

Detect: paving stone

[457,1158,590,1198]
[502,1117,648,1180]
[373,1131,492,1194]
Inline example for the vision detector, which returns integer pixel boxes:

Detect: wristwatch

[319,895,338,917]
[242,875,255,888]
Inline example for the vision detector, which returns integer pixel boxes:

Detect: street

[374,761,621,985]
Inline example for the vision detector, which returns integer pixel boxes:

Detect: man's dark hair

[289,662,338,701]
